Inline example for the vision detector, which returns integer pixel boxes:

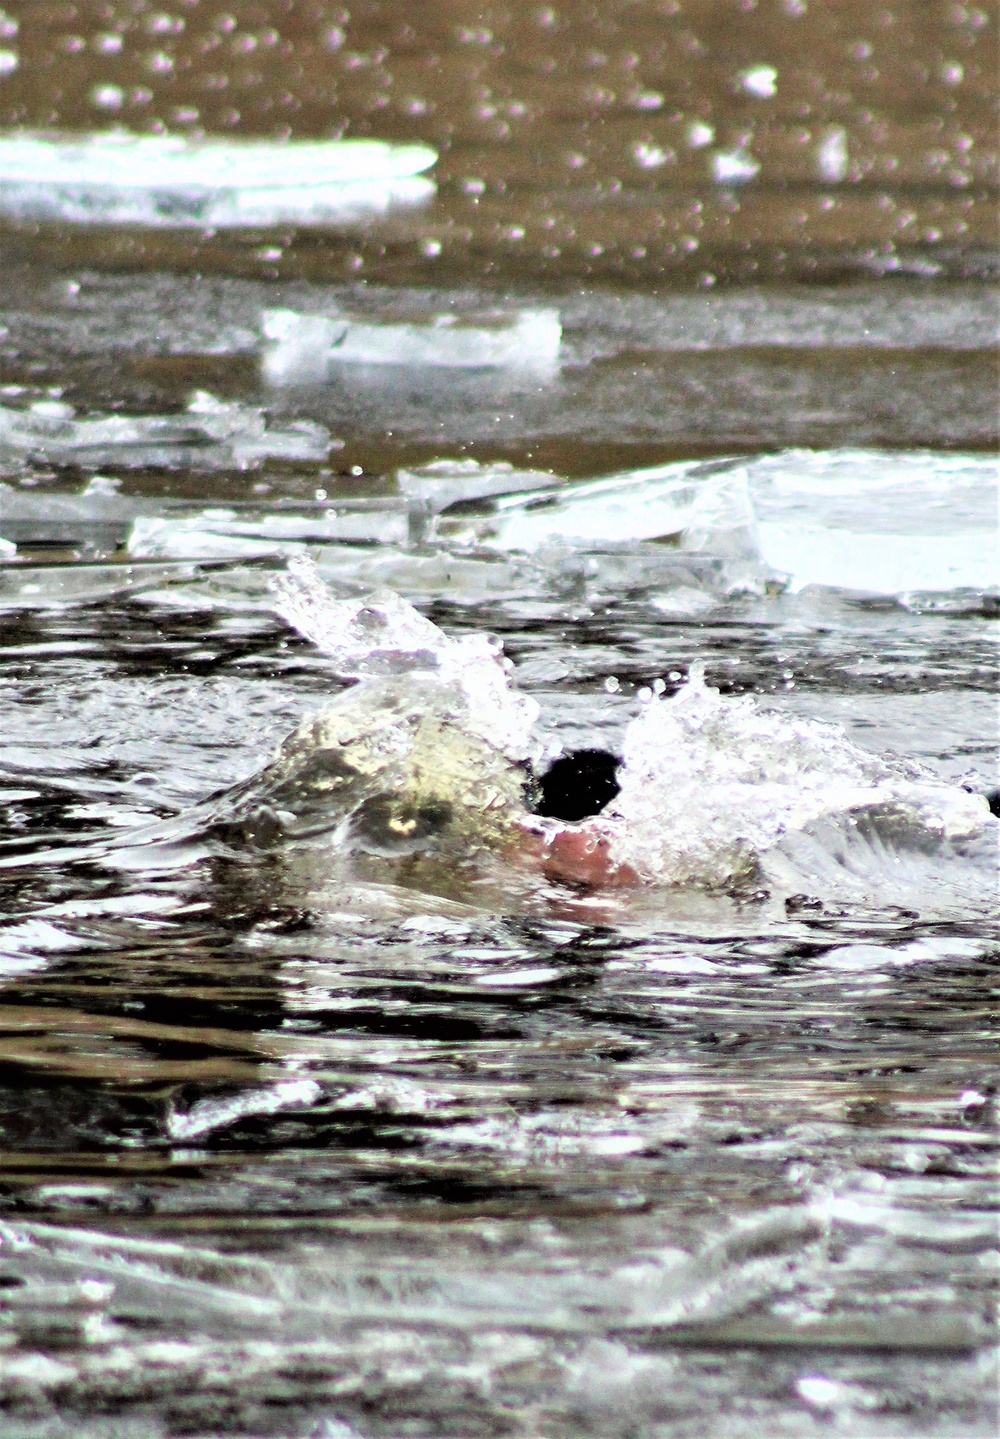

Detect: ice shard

[0,391,333,471]
[262,307,561,383]
[0,132,437,227]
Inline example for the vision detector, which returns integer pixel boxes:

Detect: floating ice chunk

[817,126,848,182]
[746,448,999,594]
[313,545,532,608]
[712,148,761,184]
[396,457,559,541]
[260,313,339,385]
[128,504,409,560]
[471,457,761,572]
[462,448,997,599]
[0,391,332,471]
[397,458,559,514]
[0,479,148,548]
[0,559,197,609]
[183,390,332,464]
[262,307,561,383]
[127,516,301,561]
[0,132,437,227]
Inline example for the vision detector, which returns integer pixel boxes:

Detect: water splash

[596,665,992,896]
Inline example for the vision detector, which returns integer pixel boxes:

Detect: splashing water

[212,560,995,913]
[271,556,540,765]
[598,664,992,898]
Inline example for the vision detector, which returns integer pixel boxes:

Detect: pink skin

[512,818,640,889]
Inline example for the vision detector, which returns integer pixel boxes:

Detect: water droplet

[740,65,777,98]
[687,122,714,148]
[817,127,848,182]
[91,83,124,109]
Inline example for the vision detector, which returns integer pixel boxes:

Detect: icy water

[0,3,998,1437]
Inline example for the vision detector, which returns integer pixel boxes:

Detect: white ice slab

[748,449,999,594]
[756,525,997,595]
[262,307,561,383]
[476,459,756,553]
[465,448,998,597]
[0,132,437,227]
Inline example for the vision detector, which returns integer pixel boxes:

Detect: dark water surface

[0,3,997,1436]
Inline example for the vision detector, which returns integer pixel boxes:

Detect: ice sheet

[466,448,998,597]
[262,307,561,382]
[0,132,437,227]
[747,449,999,594]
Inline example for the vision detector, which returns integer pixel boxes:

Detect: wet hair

[533,748,621,822]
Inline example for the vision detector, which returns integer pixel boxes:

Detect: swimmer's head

[533,748,620,823]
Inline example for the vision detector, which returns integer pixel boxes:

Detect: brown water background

[1,0,997,285]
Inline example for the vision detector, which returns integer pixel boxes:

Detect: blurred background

[0,0,995,285]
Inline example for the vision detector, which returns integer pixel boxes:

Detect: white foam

[0,132,437,227]
[262,307,561,382]
[167,1079,321,1141]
